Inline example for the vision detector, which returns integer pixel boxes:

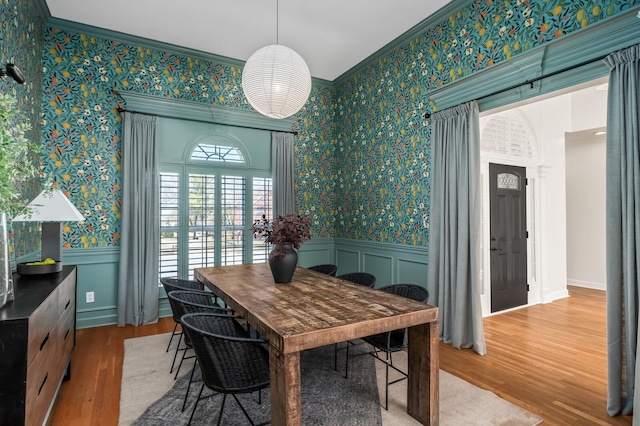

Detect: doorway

[479,77,608,316]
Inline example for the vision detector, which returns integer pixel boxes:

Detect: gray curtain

[605,44,640,417]
[117,111,159,326]
[426,100,486,355]
[272,132,296,217]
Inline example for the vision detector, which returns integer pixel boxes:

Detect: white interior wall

[565,132,607,290]
[571,85,608,131]
[564,84,608,290]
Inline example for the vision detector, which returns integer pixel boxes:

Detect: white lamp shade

[13,189,85,222]
[242,44,312,119]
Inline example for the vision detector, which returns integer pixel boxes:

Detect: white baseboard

[567,279,606,291]
[542,288,570,303]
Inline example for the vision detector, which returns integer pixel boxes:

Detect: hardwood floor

[48,317,175,426]
[49,286,631,425]
[440,286,631,426]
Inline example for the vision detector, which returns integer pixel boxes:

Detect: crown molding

[46,17,333,89]
[47,17,247,67]
[114,90,297,132]
[427,6,640,112]
[333,0,473,85]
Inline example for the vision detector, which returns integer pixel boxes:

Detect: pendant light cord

[276,0,279,45]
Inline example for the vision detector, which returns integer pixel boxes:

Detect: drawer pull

[40,333,50,351]
[65,299,71,310]
[38,373,48,396]
[64,328,70,341]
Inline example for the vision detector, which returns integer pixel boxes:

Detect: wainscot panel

[335,248,360,276]
[63,247,119,329]
[334,239,428,288]
[297,238,335,268]
[397,258,428,288]
[363,254,393,288]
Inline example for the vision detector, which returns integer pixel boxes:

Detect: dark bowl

[16,261,63,276]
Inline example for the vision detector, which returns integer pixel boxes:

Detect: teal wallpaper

[0,0,45,258]
[36,0,637,250]
[333,0,638,246]
[40,28,336,248]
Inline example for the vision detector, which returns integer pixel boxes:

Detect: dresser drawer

[57,296,76,366]
[25,316,60,426]
[27,289,59,368]
[57,271,76,316]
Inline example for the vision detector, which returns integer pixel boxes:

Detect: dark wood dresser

[0,265,77,426]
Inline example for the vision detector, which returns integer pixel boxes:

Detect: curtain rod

[116,107,299,135]
[423,53,609,119]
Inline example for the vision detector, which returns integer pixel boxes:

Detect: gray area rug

[131,342,380,426]
[120,333,544,426]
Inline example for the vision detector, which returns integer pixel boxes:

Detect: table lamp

[13,189,85,271]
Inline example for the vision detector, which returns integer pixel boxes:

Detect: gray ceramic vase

[268,242,298,283]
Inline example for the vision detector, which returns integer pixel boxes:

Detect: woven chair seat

[308,264,338,276]
[336,272,376,288]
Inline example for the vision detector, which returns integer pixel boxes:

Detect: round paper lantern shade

[242,45,312,119]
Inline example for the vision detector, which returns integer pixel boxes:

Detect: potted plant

[0,93,40,306]
[252,214,311,283]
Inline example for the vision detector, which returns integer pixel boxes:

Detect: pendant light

[242,0,311,119]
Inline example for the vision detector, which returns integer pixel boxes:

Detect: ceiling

[44,0,452,81]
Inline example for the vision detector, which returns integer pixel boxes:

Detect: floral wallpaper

[35,0,637,250]
[40,29,335,248]
[333,0,638,245]
[0,0,45,259]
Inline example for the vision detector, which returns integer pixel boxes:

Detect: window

[497,173,521,190]
[159,142,272,281]
[480,111,538,163]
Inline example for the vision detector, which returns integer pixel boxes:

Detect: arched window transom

[191,144,245,163]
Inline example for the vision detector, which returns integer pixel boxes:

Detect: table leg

[407,320,440,425]
[269,344,301,425]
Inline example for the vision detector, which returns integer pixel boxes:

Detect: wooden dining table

[194,263,439,426]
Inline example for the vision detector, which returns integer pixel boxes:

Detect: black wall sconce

[0,63,26,84]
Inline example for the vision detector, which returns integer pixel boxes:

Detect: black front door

[489,163,528,313]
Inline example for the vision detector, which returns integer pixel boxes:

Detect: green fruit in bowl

[25,258,57,266]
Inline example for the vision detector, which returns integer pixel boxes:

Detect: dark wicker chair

[181,312,270,426]
[160,277,208,354]
[167,290,232,410]
[334,271,377,376]
[346,283,429,409]
[336,272,376,288]
[308,263,338,276]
